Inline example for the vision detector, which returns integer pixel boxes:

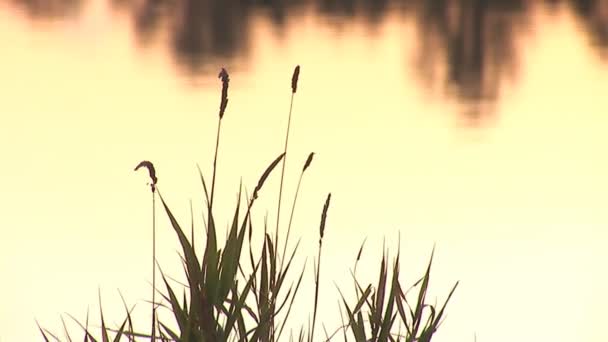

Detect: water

[1,0,607,341]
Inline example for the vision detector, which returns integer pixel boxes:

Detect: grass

[41,66,458,342]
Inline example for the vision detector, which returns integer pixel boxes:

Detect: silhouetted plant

[42,66,457,342]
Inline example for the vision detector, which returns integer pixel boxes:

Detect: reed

[280,152,314,272]
[310,193,331,342]
[41,66,457,342]
[210,68,230,212]
[134,160,158,341]
[275,65,301,260]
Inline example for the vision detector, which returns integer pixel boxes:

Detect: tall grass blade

[412,248,434,337]
[96,291,109,342]
[84,307,90,342]
[158,197,211,341]
[311,193,331,342]
[377,258,399,341]
[275,65,301,261]
[372,252,388,337]
[118,290,135,342]
[257,235,270,341]
[395,282,412,337]
[160,273,188,336]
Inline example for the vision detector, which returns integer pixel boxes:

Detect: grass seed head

[253,153,285,200]
[218,68,230,119]
[319,193,331,241]
[291,65,300,94]
[303,152,314,172]
[134,160,157,192]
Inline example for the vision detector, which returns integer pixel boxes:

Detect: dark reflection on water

[569,0,608,57]
[7,0,608,112]
[413,0,526,114]
[10,0,83,19]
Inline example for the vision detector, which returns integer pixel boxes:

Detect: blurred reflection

[569,0,608,59]
[171,0,251,74]
[10,0,83,19]
[412,0,528,118]
[6,0,608,115]
[133,0,168,47]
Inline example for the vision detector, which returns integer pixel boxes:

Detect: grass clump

[41,66,458,342]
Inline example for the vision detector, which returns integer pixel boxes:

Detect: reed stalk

[311,193,331,342]
[210,68,230,212]
[134,160,158,340]
[280,152,314,271]
[275,65,301,258]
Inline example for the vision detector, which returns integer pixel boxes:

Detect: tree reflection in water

[9,0,608,117]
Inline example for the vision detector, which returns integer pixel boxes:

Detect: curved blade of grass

[252,153,285,202]
[432,281,459,331]
[395,281,412,337]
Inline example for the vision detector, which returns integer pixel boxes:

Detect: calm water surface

[1,0,608,341]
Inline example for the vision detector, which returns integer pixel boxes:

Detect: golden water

[1,1,607,341]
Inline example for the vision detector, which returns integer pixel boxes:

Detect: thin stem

[210,119,222,212]
[275,93,296,257]
[311,242,323,342]
[280,171,304,271]
[151,190,157,340]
